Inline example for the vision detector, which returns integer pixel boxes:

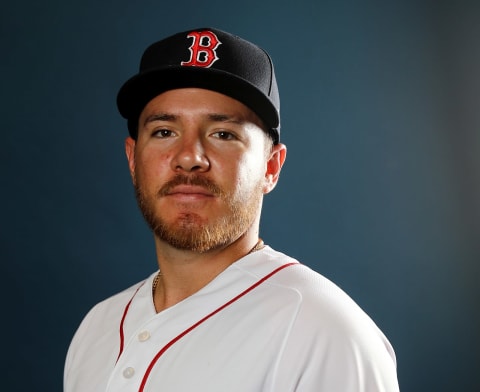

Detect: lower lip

[167,193,214,202]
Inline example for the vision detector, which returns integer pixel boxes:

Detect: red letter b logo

[181,31,221,68]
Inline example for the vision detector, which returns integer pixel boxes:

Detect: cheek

[230,157,266,193]
[135,150,172,187]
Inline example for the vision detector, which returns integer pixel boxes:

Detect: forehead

[139,88,266,127]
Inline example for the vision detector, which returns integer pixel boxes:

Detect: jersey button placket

[118,331,151,382]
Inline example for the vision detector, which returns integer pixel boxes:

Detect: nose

[171,135,210,173]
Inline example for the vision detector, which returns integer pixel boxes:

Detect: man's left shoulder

[262,248,381,331]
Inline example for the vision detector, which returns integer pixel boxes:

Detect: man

[64,27,399,391]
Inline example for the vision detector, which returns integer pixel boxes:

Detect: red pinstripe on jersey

[117,282,146,363]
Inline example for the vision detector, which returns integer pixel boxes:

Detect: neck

[152,234,263,313]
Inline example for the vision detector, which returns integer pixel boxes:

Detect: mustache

[157,174,224,197]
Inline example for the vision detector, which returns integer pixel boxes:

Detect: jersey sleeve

[271,267,399,392]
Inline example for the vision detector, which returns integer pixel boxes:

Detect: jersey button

[138,330,151,342]
[123,367,135,379]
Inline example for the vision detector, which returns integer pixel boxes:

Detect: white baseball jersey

[64,247,399,391]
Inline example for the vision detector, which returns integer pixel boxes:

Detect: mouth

[165,185,215,198]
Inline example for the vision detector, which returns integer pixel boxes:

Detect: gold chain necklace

[152,239,265,294]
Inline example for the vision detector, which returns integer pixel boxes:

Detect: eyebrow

[143,113,178,126]
[207,113,245,124]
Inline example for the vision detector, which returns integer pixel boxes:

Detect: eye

[152,129,174,138]
[212,130,237,140]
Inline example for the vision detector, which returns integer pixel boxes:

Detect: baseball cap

[117,27,280,144]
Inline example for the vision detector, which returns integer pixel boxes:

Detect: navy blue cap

[117,27,280,143]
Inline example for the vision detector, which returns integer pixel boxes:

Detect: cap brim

[117,66,279,135]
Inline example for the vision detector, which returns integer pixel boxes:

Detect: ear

[263,143,287,194]
[125,137,137,184]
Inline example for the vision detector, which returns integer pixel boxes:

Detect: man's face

[125,88,283,253]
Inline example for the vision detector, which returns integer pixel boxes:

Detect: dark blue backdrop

[2,0,479,390]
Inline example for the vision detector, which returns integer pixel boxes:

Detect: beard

[134,174,263,253]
